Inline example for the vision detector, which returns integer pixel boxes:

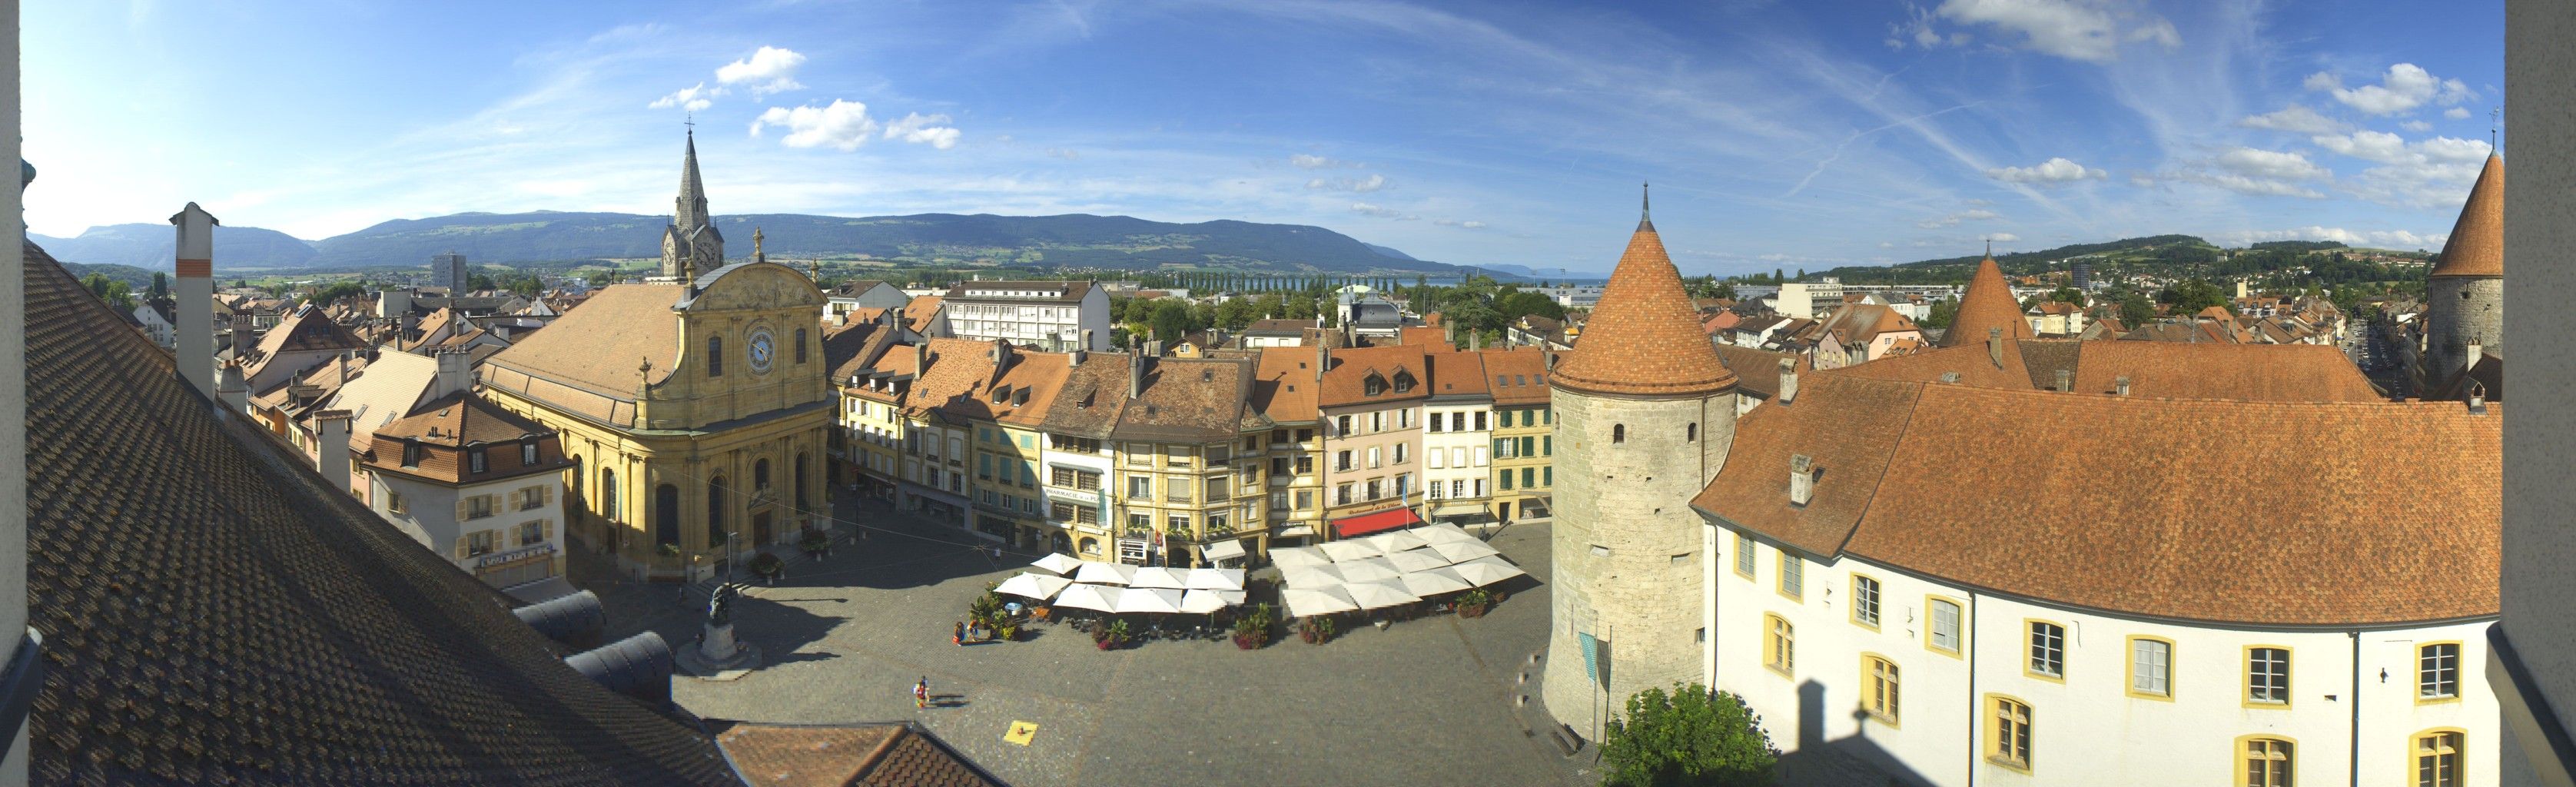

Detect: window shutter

[507,490,523,511]
[453,536,468,560]
[543,485,555,506]
[455,499,470,522]
[543,520,555,541]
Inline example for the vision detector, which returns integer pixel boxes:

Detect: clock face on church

[748,329,775,374]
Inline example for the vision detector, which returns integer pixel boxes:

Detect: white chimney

[171,203,218,397]
[432,348,471,398]
[1788,454,1814,506]
[2054,368,2072,393]
[314,409,353,493]
[377,287,410,320]
[2465,343,2484,374]
[216,361,248,415]
[1987,327,2004,368]
[2114,376,2131,397]
[1776,357,1798,406]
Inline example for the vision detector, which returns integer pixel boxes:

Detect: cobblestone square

[575,490,1594,787]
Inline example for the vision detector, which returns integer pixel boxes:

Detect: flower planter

[1456,603,1489,619]
[1233,633,1261,650]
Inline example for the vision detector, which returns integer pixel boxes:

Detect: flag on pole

[1577,633,1602,686]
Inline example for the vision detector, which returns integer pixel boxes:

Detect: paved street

[573,490,1592,787]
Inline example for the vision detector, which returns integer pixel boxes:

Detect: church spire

[1638,181,1653,232]
[676,127,710,231]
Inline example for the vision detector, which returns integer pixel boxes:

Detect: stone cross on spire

[1638,181,1654,231]
[753,227,765,264]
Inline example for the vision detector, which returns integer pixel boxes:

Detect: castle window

[1612,424,1625,443]
[1688,423,1698,442]
[2247,646,2291,706]
[2418,643,2461,702]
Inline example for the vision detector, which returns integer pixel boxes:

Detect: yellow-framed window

[1926,596,1964,656]
[2246,646,2292,708]
[2412,729,2463,787]
[1733,532,1756,579]
[1776,552,1803,601]
[2126,636,2174,700]
[1764,613,1794,676]
[2237,736,2293,787]
[1851,574,1882,629]
[1861,654,1899,726]
[2416,642,2461,703]
[2025,619,2065,681]
[1985,694,2032,772]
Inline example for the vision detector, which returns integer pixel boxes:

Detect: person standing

[915,677,929,709]
[953,620,965,646]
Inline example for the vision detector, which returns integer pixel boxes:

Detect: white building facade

[940,281,1110,351]
[1420,386,1493,525]
[1709,533,2495,786]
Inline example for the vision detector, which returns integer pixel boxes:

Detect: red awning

[1332,507,1424,539]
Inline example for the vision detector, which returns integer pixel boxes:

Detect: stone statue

[706,582,738,627]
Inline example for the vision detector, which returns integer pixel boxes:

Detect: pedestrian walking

[953,620,964,646]
[915,677,929,709]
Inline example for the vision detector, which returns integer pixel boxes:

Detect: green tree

[587,271,615,287]
[306,281,367,307]
[1920,297,1957,329]
[2157,278,2228,314]
[1216,297,1258,331]
[1253,292,1286,320]
[2049,287,2083,304]
[150,271,168,299]
[1149,300,1191,343]
[467,273,496,293]
[2118,290,2156,327]
[82,273,135,312]
[1599,684,1777,787]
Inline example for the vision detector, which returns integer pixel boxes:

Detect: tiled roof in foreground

[22,242,739,785]
[1694,372,2498,626]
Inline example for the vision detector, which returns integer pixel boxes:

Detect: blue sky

[25,0,2502,276]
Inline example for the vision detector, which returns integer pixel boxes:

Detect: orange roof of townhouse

[1250,347,1323,423]
[1316,344,1434,407]
[1940,257,2033,347]
[2429,154,2503,278]
[1549,210,1734,397]
[901,295,945,333]
[1478,347,1552,406]
[1694,372,2495,626]
[1426,350,1489,398]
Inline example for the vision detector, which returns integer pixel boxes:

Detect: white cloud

[751,100,878,151]
[1291,154,1364,169]
[1433,218,1488,229]
[1349,202,1419,220]
[649,82,720,112]
[2236,104,2345,134]
[2162,148,2332,198]
[2445,107,2472,120]
[2212,227,2447,249]
[2304,63,2470,116]
[1915,208,2001,228]
[716,46,808,97]
[882,112,961,149]
[1305,174,1387,192]
[1044,148,1081,160]
[2305,131,2489,204]
[1933,0,2179,62]
[2216,147,2331,180]
[2309,130,2409,163]
[1983,157,2106,184]
[2400,120,2432,132]
[1984,233,2020,243]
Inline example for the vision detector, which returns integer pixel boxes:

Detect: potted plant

[1094,619,1130,650]
[799,527,832,560]
[1455,589,1492,619]
[749,552,785,584]
[997,622,1020,642]
[1297,616,1336,645]
[1232,603,1275,649]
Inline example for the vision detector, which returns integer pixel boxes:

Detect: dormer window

[1393,371,1416,394]
[401,440,423,468]
[1364,374,1386,397]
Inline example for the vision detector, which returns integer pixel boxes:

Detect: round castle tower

[2422,153,2504,388]
[1542,198,1739,736]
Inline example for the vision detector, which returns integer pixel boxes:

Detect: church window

[795,329,808,364]
[708,336,724,377]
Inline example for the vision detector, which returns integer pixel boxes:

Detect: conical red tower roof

[1552,211,1735,397]
[1939,256,2033,347]
[2430,154,2502,278]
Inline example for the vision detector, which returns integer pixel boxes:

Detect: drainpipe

[2350,630,2361,787]
[1966,590,1979,787]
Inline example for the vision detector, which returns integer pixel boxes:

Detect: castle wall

[2424,276,2504,384]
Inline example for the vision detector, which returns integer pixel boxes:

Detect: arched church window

[1613,424,1625,444]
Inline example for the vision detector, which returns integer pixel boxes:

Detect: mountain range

[32,211,1469,276]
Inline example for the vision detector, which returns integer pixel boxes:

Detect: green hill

[306,211,1451,274]
[32,223,317,270]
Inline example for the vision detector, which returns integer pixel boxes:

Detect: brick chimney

[171,203,218,397]
[1071,330,1092,367]
[1129,341,1147,398]
[1788,454,1814,506]
[1776,357,1798,406]
[1471,331,1482,352]
[337,351,353,386]
[1316,344,1329,383]
[228,313,256,371]
[913,341,928,376]
[314,409,352,493]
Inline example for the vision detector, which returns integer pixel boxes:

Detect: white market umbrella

[1280,564,1346,589]
[1052,583,1123,613]
[1393,570,1472,597]
[1361,530,1429,553]
[1215,589,1247,606]
[1029,553,1084,574]
[1341,580,1424,610]
[1074,562,1137,586]
[1113,586,1186,614]
[1425,539,1501,563]
[1449,556,1528,586]
[1333,556,1403,584]
[1413,523,1481,546]
[1281,586,1359,618]
[1184,567,1247,591]
[1318,539,1383,563]
[1128,566,1190,589]
[1381,549,1451,573]
[1177,589,1232,614]
[1269,546,1332,568]
[994,572,1072,600]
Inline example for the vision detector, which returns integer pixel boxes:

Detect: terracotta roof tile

[2430,154,2504,277]
[1940,257,2034,347]
[22,242,738,785]
[1696,373,2497,626]
[1316,344,1433,407]
[1711,344,1808,399]
[1551,223,1734,396]
[712,721,1001,787]
[1476,347,1552,406]
[1039,354,1134,436]
[1428,350,1489,397]
[486,283,686,399]
[1114,356,1263,440]
[1833,338,2385,402]
[1250,347,1321,423]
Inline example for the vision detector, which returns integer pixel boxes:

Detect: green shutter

[1521,437,1535,457]
[1499,472,1514,490]
[1543,436,1552,456]
[1522,467,1535,488]
[1544,467,1552,486]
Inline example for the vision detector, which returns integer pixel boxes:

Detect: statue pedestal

[676,621,762,676]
